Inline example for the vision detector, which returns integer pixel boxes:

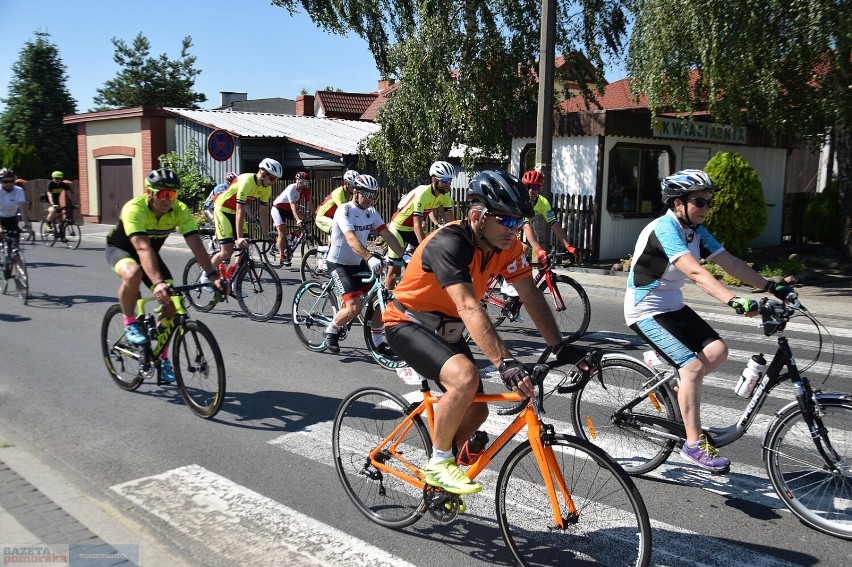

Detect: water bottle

[456,430,489,466]
[734,354,768,398]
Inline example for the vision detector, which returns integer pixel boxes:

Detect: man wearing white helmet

[207,158,281,277]
[384,160,456,289]
[314,169,358,235]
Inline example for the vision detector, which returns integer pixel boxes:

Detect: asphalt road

[0,228,849,566]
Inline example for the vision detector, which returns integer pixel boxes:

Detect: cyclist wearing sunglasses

[384,160,456,289]
[383,170,599,495]
[322,174,406,353]
[272,171,314,265]
[105,169,228,379]
[625,168,797,473]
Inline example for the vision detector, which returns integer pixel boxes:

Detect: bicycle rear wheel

[292,281,339,350]
[765,398,852,540]
[571,357,677,475]
[497,434,651,567]
[300,247,331,294]
[299,232,320,258]
[173,319,226,419]
[11,251,28,304]
[332,387,431,529]
[101,304,146,391]
[235,261,282,321]
[537,275,590,344]
[363,299,409,370]
[63,222,82,249]
[39,221,56,247]
[181,258,218,312]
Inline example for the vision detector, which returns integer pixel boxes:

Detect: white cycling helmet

[352,174,379,192]
[429,160,455,179]
[343,169,359,184]
[259,158,283,178]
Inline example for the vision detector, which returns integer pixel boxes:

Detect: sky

[0,0,385,112]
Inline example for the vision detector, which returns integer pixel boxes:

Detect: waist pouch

[393,300,466,342]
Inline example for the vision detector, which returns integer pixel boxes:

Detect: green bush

[758,257,805,278]
[2,143,44,179]
[803,181,842,246]
[158,139,215,210]
[703,152,767,257]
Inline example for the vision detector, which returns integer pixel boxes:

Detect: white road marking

[111,465,416,567]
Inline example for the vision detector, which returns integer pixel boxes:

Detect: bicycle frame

[482,255,567,313]
[133,294,188,360]
[368,382,579,528]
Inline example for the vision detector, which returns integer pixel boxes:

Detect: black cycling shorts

[630,305,721,369]
[327,260,371,303]
[105,245,172,289]
[385,322,483,394]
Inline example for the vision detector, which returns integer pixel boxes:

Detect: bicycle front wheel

[181,258,218,312]
[101,304,145,391]
[497,434,651,567]
[63,222,82,249]
[235,261,282,321]
[765,398,852,540]
[39,221,56,247]
[332,387,431,529]
[363,299,408,370]
[12,251,28,304]
[292,281,339,350]
[537,275,590,344]
[300,247,331,294]
[571,357,677,475]
[173,319,226,419]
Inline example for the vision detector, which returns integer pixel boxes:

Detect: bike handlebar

[759,297,801,336]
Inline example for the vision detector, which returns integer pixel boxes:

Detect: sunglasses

[437,177,453,184]
[486,211,525,229]
[151,189,178,200]
[357,190,376,199]
[526,183,542,192]
[687,197,713,208]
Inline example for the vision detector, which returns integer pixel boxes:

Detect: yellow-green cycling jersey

[390,184,452,231]
[525,194,559,227]
[213,172,271,213]
[314,185,348,233]
[106,194,198,252]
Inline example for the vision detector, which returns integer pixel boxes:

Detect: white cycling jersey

[328,202,387,265]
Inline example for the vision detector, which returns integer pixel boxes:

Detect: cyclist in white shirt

[0,168,27,247]
[323,174,406,353]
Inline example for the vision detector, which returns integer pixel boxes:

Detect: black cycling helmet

[661,169,717,205]
[467,170,533,218]
[145,168,181,191]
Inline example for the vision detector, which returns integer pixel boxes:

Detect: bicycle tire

[39,221,56,247]
[173,319,226,419]
[481,286,508,327]
[101,304,145,391]
[765,398,852,540]
[363,298,409,370]
[300,232,320,258]
[12,251,28,304]
[537,275,590,344]
[17,217,34,246]
[292,281,339,351]
[571,357,677,475]
[181,258,218,312]
[235,260,282,321]
[300,247,331,294]
[63,222,82,249]
[497,434,651,567]
[332,387,431,529]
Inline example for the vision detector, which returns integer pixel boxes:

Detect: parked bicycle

[480,250,590,344]
[0,231,28,304]
[40,199,81,249]
[291,261,407,370]
[332,347,652,566]
[101,282,226,418]
[570,298,852,540]
[183,237,282,322]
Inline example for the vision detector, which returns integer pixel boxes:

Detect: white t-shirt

[272,183,306,207]
[328,202,387,265]
[0,185,26,218]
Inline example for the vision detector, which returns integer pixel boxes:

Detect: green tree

[2,144,45,180]
[703,152,767,257]
[158,139,215,209]
[0,32,77,178]
[627,0,852,257]
[93,33,207,110]
[272,0,629,183]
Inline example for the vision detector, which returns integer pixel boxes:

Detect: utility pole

[534,0,557,198]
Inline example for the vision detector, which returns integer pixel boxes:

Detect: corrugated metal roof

[164,108,380,156]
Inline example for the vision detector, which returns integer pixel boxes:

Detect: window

[607,144,673,216]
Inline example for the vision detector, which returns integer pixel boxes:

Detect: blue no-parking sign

[207,129,235,161]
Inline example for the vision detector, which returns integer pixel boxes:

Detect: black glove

[728,296,759,315]
[764,280,797,302]
[498,358,529,391]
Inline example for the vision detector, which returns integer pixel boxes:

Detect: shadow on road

[19,293,116,309]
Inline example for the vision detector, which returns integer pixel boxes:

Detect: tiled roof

[360,83,401,121]
[315,91,378,119]
[561,78,648,112]
[164,108,379,156]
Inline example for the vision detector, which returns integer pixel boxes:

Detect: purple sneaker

[680,435,730,474]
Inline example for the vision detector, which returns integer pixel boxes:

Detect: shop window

[607,144,673,216]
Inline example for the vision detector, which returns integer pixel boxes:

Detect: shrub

[703,152,767,257]
[2,143,44,179]
[803,181,842,246]
[158,139,215,210]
